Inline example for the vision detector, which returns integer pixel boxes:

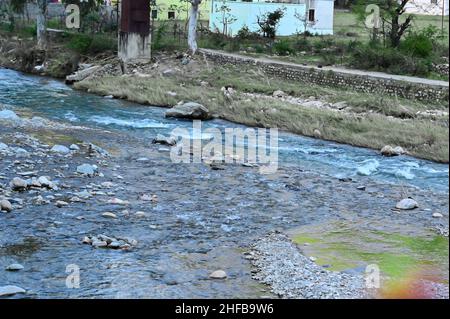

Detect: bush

[273,39,294,56]
[66,33,93,54]
[400,33,433,58]
[294,38,312,52]
[236,25,259,40]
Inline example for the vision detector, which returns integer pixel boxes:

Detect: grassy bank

[74,61,449,163]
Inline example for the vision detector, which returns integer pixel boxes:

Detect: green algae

[291,223,449,282]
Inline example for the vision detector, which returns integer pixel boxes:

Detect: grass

[75,62,449,163]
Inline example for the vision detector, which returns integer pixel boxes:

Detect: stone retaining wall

[199,49,449,103]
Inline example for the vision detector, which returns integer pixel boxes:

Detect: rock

[55,201,69,208]
[108,198,129,205]
[37,176,52,188]
[66,65,101,84]
[0,142,8,151]
[381,145,407,157]
[0,285,26,297]
[0,199,13,212]
[332,101,348,110]
[433,213,444,218]
[135,211,146,218]
[102,212,118,219]
[396,198,419,210]
[165,102,211,120]
[209,270,227,280]
[10,177,28,191]
[87,143,110,157]
[273,90,287,98]
[313,129,322,139]
[356,186,366,191]
[162,69,176,77]
[69,144,80,151]
[0,109,20,121]
[309,257,317,262]
[76,164,98,176]
[6,263,24,271]
[153,134,177,146]
[51,145,70,154]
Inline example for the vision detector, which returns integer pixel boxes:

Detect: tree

[354,0,414,47]
[36,0,47,49]
[294,8,317,39]
[187,0,201,54]
[256,8,285,39]
[214,0,237,36]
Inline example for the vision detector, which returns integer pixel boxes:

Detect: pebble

[51,145,70,154]
[6,263,24,271]
[433,213,444,218]
[55,200,69,208]
[76,164,98,176]
[102,212,118,219]
[135,211,146,218]
[0,199,13,212]
[396,198,419,210]
[10,177,28,191]
[0,285,26,297]
[209,270,227,279]
[69,144,80,151]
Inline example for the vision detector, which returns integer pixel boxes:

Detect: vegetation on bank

[74,63,449,163]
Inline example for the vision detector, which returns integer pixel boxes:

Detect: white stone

[396,198,419,210]
[102,212,118,219]
[6,263,24,271]
[51,145,70,154]
[209,270,227,279]
[0,285,26,297]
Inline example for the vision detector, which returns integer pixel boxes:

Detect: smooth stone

[10,177,28,191]
[209,270,227,279]
[0,142,8,150]
[6,263,24,271]
[69,144,80,151]
[433,213,444,218]
[0,199,13,212]
[0,285,26,297]
[102,212,118,219]
[51,145,70,154]
[396,198,419,210]
[0,110,20,121]
[76,164,98,176]
[55,201,69,208]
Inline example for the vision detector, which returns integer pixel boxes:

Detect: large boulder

[165,102,212,120]
[381,145,407,157]
[396,198,419,210]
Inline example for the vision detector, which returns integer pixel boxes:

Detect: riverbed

[0,68,449,298]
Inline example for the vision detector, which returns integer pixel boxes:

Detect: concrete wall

[209,0,334,36]
[404,0,449,16]
[199,49,449,102]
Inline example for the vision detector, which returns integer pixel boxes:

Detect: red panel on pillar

[120,0,150,35]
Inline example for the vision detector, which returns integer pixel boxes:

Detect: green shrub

[294,38,312,51]
[273,39,294,56]
[400,33,433,58]
[66,33,93,54]
[236,25,259,40]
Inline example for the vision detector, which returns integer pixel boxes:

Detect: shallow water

[1,68,448,192]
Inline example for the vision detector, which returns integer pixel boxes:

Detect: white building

[404,0,449,16]
[209,0,334,36]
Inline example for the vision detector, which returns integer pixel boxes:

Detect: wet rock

[381,145,407,157]
[152,134,177,146]
[135,211,146,218]
[55,200,69,208]
[165,102,211,120]
[76,164,98,176]
[102,212,118,219]
[433,213,443,218]
[6,263,24,271]
[396,198,419,210]
[37,176,53,189]
[0,285,26,297]
[0,142,8,151]
[210,270,227,280]
[69,144,80,151]
[0,199,13,212]
[87,143,110,157]
[10,177,28,191]
[0,109,20,121]
[313,129,322,139]
[108,198,129,205]
[51,145,70,154]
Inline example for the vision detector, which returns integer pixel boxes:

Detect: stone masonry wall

[199,50,449,103]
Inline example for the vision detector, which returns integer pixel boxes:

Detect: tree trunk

[36,0,47,50]
[188,0,201,54]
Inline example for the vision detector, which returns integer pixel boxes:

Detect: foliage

[256,8,285,39]
[273,39,294,56]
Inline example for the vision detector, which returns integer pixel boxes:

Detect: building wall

[404,0,449,16]
[209,0,334,36]
[152,0,211,21]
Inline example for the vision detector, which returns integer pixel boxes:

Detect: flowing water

[0,68,448,193]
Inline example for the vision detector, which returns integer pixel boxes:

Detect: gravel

[249,232,367,299]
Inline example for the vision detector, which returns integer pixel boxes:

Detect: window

[151,10,158,19]
[168,11,175,19]
[308,9,315,22]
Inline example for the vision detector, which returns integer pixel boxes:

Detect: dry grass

[75,63,449,163]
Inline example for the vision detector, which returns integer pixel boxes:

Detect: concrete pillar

[118,0,151,62]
